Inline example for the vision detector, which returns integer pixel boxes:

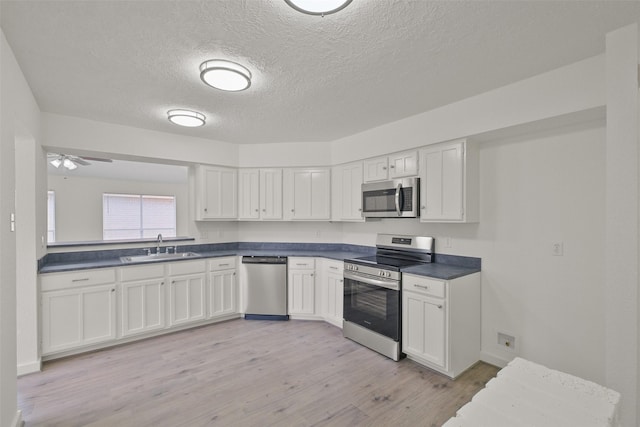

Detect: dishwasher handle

[242,256,287,264]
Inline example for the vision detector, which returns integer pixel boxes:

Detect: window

[103,193,176,240]
[47,191,56,242]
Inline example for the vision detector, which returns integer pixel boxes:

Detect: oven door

[343,271,400,341]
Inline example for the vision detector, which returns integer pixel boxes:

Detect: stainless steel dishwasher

[242,256,288,320]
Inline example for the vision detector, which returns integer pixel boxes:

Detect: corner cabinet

[402,272,480,379]
[207,257,238,319]
[283,168,331,221]
[331,161,364,222]
[41,269,117,356]
[195,165,237,220]
[419,139,479,223]
[288,257,319,319]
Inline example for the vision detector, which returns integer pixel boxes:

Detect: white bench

[443,357,621,427]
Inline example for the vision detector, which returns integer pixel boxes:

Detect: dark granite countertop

[401,263,481,281]
[38,242,481,280]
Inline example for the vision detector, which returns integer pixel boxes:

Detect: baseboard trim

[11,410,22,427]
[480,351,510,369]
[17,359,41,376]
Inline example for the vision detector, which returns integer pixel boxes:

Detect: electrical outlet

[444,237,452,248]
[498,332,516,352]
[552,242,564,256]
[201,231,208,239]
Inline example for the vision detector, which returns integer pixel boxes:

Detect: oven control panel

[344,262,400,282]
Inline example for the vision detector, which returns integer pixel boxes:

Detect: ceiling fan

[47,153,112,170]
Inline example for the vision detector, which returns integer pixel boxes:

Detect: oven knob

[386,272,391,278]
[354,266,358,271]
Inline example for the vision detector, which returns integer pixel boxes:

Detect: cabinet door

[42,284,116,355]
[169,274,206,327]
[198,166,237,219]
[363,156,389,182]
[420,141,464,221]
[238,169,260,220]
[389,150,418,178]
[288,270,315,314]
[332,162,363,221]
[208,269,237,318]
[260,168,283,220]
[284,169,330,220]
[324,272,344,326]
[402,291,447,369]
[121,279,165,337]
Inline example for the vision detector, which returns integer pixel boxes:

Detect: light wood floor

[18,319,498,427]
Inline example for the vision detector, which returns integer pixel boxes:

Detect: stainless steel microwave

[361,177,419,218]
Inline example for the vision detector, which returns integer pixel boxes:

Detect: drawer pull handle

[414,284,429,290]
[111,288,115,292]
[296,263,308,266]
[329,266,338,270]
[72,278,90,282]
[426,301,443,309]
[218,263,230,267]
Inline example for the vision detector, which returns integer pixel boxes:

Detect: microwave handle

[395,183,402,216]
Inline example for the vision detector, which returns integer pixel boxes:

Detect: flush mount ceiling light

[199,60,252,92]
[284,0,352,16]
[167,109,206,127]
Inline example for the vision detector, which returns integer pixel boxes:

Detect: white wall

[330,54,605,165]
[604,24,639,425]
[1,29,42,427]
[48,174,190,242]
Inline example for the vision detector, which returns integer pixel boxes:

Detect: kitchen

[1,1,639,426]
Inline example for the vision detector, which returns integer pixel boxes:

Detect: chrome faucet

[156,233,163,254]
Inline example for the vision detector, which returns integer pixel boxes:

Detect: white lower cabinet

[120,264,166,338]
[321,259,344,328]
[288,257,318,318]
[402,272,480,378]
[208,257,238,319]
[168,260,207,327]
[41,283,117,355]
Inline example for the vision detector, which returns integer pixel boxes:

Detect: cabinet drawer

[325,259,343,274]
[289,257,315,269]
[209,257,237,271]
[168,260,207,276]
[120,264,165,282]
[41,268,116,292]
[403,274,446,298]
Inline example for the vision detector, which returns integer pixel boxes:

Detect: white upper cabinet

[238,169,260,220]
[363,156,389,182]
[259,169,283,220]
[283,168,331,221]
[419,139,478,223]
[195,165,237,220]
[363,151,419,182]
[388,150,419,178]
[331,161,364,222]
[238,168,283,221]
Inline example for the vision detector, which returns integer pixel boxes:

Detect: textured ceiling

[2,1,640,145]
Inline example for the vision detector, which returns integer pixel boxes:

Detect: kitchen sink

[120,252,201,263]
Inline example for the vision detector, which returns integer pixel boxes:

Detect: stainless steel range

[343,234,434,361]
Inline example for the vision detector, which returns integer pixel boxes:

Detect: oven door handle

[395,182,402,216]
[344,271,400,291]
